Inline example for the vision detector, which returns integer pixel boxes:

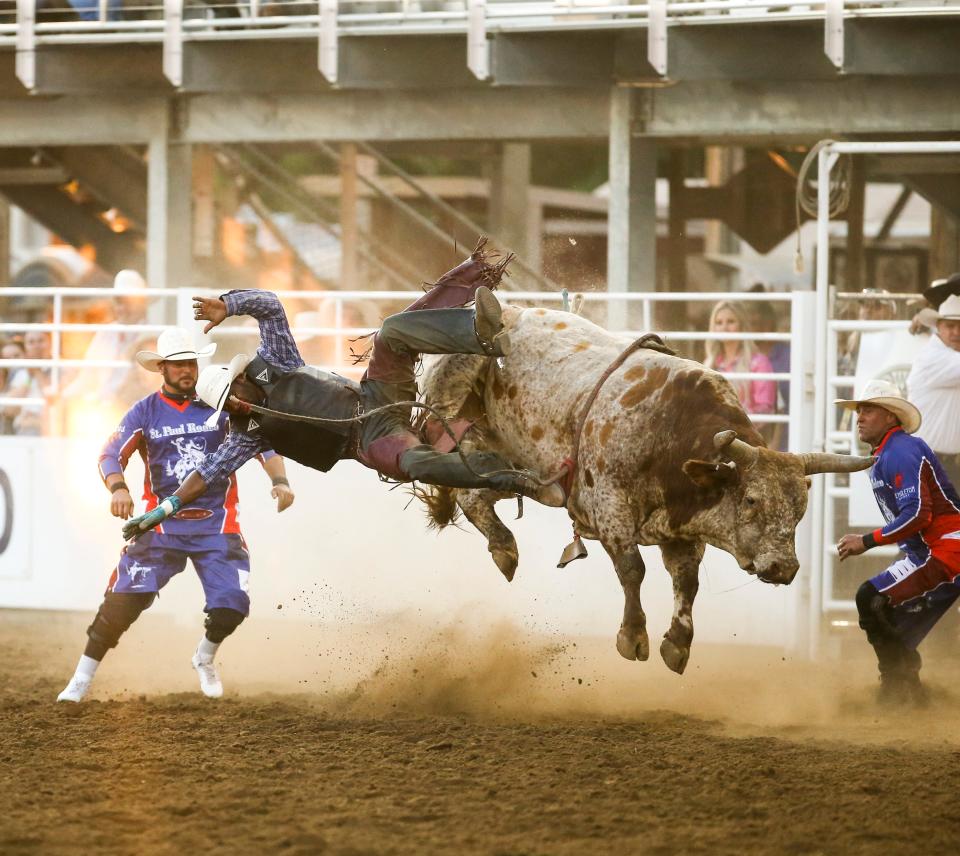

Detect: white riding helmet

[197,354,253,427]
[136,328,217,372]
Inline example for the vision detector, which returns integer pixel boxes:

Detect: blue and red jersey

[98,389,275,536]
[865,427,960,566]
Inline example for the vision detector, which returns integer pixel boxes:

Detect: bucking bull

[418,304,873,674]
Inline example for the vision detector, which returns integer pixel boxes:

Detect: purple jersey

[98,389,275,536]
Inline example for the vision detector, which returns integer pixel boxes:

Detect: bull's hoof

[491,547,519,582]
[659,638,690,675]
[616,626,650,662]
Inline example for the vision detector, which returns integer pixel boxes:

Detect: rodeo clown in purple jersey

[57,328,295,704]
[836,380,960,706]
[118,246,564,544]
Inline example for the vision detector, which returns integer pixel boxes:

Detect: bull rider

[119,249,564,543]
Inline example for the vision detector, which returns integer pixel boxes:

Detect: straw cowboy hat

[835,379,922,435]
[196,354,253,426]
[136,328,217,373]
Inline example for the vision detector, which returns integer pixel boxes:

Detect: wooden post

[0,194,9,285]
[844,155,866,291]
[339,142,359,290]
[930,203,960,282]
[668,149,687,293]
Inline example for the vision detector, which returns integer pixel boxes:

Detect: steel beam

[824,0,844,70]
[147,125,193,290]
[0,97,166,146]
[15,0,36,91]
[47,147,147,230]
[163,0,183,88]
[607,87,656,330]
[319,0,338,84]
[647,0,667,77]
[180,89,609,143]
[467,0,489,82]
[641,77,960,140]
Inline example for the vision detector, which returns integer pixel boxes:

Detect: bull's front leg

[601,541,649,662]
[658,540,705,675]
[457,488,520,582]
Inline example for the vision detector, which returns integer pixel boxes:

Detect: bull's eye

[745,496,757,507]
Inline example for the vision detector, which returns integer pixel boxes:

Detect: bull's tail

[416,485,462,530]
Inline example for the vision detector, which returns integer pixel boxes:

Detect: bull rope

[232,396,541,485]
[547,333,675,498]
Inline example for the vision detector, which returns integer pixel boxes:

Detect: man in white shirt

[907,289,960,486]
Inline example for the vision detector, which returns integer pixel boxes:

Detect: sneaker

[191,652,224,699]
[57,675,92,703]
[474,287,511,356]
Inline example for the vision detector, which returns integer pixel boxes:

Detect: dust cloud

[37,605,960,747]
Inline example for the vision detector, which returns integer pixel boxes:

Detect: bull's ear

[682,459,739,490]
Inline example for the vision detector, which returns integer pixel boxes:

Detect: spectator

[839,288,898,378]
[63,269,148,403]
[0,338,25,435]
[906,289,960,487]
[6,330,51,436]
[743,292,790,450]
[704,300,776,418]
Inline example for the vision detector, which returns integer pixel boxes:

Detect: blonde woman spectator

[704,301,776,416]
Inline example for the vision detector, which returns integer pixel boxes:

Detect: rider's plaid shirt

[195,290,303,486]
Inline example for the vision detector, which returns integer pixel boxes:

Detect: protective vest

[236,356,361,472]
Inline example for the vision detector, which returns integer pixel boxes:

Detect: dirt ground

[2,608,960,855]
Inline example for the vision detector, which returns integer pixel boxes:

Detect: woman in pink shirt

[703,301,776,416]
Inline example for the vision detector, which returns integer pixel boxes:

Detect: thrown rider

[121,245,563,541]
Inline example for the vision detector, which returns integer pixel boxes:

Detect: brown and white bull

[419,305,872,674]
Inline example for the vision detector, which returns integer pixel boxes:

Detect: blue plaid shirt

[196,290,305,486]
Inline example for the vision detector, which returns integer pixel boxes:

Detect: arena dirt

[3,608,960,855]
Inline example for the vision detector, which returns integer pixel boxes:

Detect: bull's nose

[758,562,799,585]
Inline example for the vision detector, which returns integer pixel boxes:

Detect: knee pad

[204,608,245,644]
[86,592,156,650]
[856,581,899,640]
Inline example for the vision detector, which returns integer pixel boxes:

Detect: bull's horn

[713,430,759,469]
[799,452,875,475]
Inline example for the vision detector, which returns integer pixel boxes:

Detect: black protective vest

[233,356,361,472]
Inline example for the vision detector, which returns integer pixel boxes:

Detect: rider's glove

[121,496,182,541]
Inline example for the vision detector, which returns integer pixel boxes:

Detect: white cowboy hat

[114,269,147,292]
[135,328,217,372]
[915,293,960,332]
[835,379,922,435]
[197,354,253,427]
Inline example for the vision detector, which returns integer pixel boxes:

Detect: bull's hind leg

[457,488,520,581]
[658,540,705,675]
[601,542,649,662]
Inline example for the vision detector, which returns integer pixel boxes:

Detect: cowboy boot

[474,286,511,356]
[400,446,564,507]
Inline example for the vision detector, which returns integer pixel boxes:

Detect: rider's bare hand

[192,296,228,334]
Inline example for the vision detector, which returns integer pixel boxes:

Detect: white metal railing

[809,140,960,653]
[3,1,959,87]
[820,316,912,618]
[0,286,807,435]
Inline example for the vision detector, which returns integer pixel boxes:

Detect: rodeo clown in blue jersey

[836,380,960,705]
[57,328,295,704]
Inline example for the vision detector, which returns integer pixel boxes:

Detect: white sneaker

[57,675,92,703]
[191,651,223,698]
